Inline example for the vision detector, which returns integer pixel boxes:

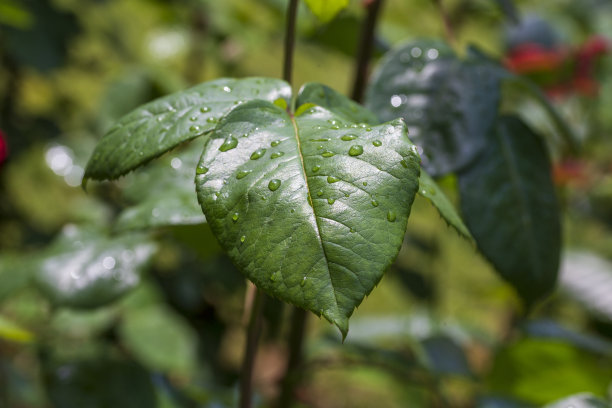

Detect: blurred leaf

[84,78,291,182]
[0,254,37,302]
[303,0,349,23]
[306,14,360,56]
[494,0,520,24]
[523,319,612,357]
[487,338,612,405]
[296,82,379,124]
[458,116,560,304]
[420,335,471,376]
[44,358,157,408]
[559,251,612,322]
[195,101,420,337]
[34,225,157,309]
[544,393,611,408]
[418,170,472,241]
[119,305,198,376]
[0,315,34,343]
[366,39,506,176]
[115,140,206,231]
[0,0,33,29]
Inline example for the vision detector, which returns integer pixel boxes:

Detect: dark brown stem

[432,0,456,46]
[275,308,308,408]
[351,0,385,103]
[239,288,265,408]
[283,0,299,85]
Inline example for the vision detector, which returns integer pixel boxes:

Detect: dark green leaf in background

[34,225,157,308]
[195,101,420,337]
[84,78,291,182]
[303,0,349,23]
[458,115,560,305]
[366,40,506,176]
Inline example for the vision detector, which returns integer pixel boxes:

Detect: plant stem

[239,287,265,408]
[351,0,385,103]
[276,307,308,408]
[283,0,299,85]
[432,0,456,46]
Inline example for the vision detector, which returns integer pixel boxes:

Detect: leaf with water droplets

[458,116,560,305]
[297,82,378,125]
[84,77,291,182]
[33,226,157,308]
[115,140,206,231]
[417,170,472,241]
[365,40,508,176]
[195,100,420,337]
[303,0,350,23]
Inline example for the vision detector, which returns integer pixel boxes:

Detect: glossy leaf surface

[366,40,506,176]
[296,82,379,125]
[304,0,349,23]
[115,139,206,231]
[34,225,157,308]
[84,77,291,181]
[458,116,560,304]
[418,171,472,240]
[195,101,420,336]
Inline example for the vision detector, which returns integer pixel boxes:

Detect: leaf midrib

[289,114,340,310]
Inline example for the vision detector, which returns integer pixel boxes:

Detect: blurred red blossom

[0,129,7,166]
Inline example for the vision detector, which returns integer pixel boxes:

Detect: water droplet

[240,235,246,243]
[317,190,323,197]
[390,95,402,108]
[200,106,210,113]
[206,117,217,123]
[426,48,439,60]
[321,151,335,158]
[387,210,397,222]
[268,179,281,191]
[344,192,350,197]
[331,125,340,130]
[372,140,382,147]
[102,256,116,270]
[348,145,364,156]
[189,125,201,132]
[271,140,281,147]
[317,145,323,150]
[327,176,340,183]
[410,47,422,58]
[341,134,358,141]
[327,198,336,205]
[365,127,372,132]
[250,148,266,160]
[219,136,238,152]
[222,86,232,92]
[270,151,285,159]
[300,277,307,287]
[190,116,198,121]
[400,159,408,168]
[236,170,252,179]
[327,119,338,125]
[371,200,379,207]
[312,138,330,142]
[242,133,249,138]
[270,271,281,282]
[196,165,209,174]
[156,116,164,122]
[232,212,239,222]
[312,165,321,172]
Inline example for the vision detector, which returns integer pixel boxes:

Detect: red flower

[0,129,7,166]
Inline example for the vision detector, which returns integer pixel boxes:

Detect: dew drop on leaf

[270,151,285,159]
[372,140,382,147]
[317,190,323,197]
[270,271,281,282]
[240,235,246,243]
[189,125,201,132]
[327,198,336,205]
[312,165,321,172]
[196,165,209,174]
[400,159,408,168]
[387,210,397,222]
[250,148,266,160]
[321,151,335,158]
[219,136,238,152]
[348,145,364,156]
[271,140,281,147]
[268,179,281,191]
[236,170,252,179]
[200,106,210,113]
[371,200,379,207]
[206,117,217,123]
[232,212,239,222]
[327,176,340,183]
[341,134,358,141]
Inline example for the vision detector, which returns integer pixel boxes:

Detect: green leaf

[0,255,37,302]
[544,394,611,408]
[296,82,379,125]
[84,77,291,182]
[195,101,420,337]
[0,315,34,344]
[115,139,206,231]
[119,305,198,376]
[34,225,157,308]
[44,358,156,408]
[458,116,560,304]
[304,0,349,23]
[418,171,472,241]
[366,40,506,176]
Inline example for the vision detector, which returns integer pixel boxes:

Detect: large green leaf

[115,139,206,231]
[195,101,420,337]
[296,82,379,125]
[304,0,349,23]
[458,116,560,304]
[365,40,506,176]
[34,225,157,308]
[84,77,291,182]
[418,171,472,241]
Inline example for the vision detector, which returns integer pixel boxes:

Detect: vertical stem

[239,287,265,408]
[351,0,385,103]
[283,0,299,85]
[276,308,308,408]
[432,0,456,46]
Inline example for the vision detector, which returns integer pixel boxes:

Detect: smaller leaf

[304,0,349,23]
[0,315,34,344]
[418,171,472,241]
[296,82,379,125]
[34,225,157,308]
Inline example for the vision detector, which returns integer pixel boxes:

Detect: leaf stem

[432,0,456,46]
[239,287,265,408]
[276,307,308,408]
[283,0,299,86]
[351,0,385,103]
